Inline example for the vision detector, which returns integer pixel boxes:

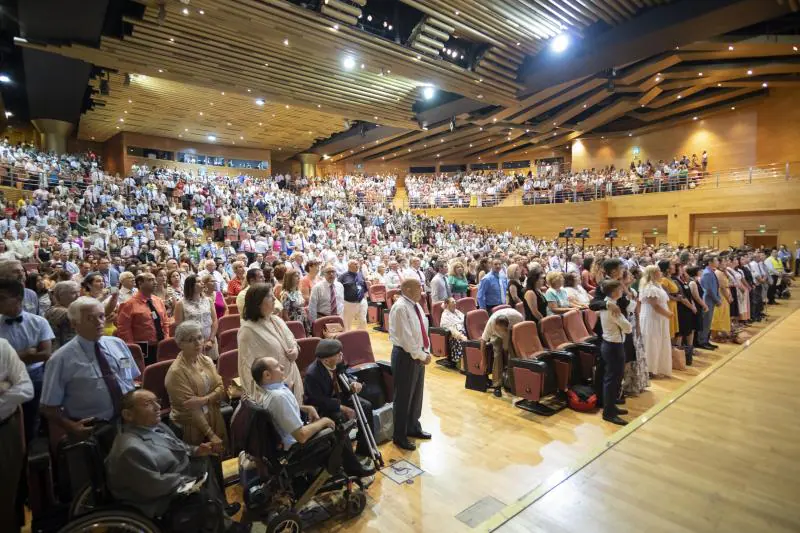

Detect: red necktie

[329,283,337,314]
[412,303,430,350]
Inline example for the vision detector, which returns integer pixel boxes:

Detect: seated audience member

[303,338,375,459]
[477,259,508,314]
[544,271,573,315]
[238,284,303,404]
[45,280,81,350]
[0,279,54,442]
[236,267,266,315]
[116,272,169,363]
[439,297,467,365]
[481,307,524,397]
[165,321,228,452]
[106,390,245,531]
[250,357,375,481]
[0,337,34,533]
[41,297,139,443]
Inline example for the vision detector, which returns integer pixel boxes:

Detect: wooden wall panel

[609,216,668,246]
[121,132,271,162]
[416,201,609,242]
[103,133,125,177]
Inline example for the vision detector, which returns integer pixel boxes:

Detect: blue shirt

[259,383,303,449]
[41,335,139,421]
[0,311,54,372]
[24,288,40,315]
[477,271,507,309]
[544,288,570,315]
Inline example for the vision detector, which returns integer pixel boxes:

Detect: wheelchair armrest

[376,360,392,375]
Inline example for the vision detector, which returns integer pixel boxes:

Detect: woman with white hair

[165,321,227,452]
[45,280,80,350]
[639,264,674,378]
[117,271,136,304]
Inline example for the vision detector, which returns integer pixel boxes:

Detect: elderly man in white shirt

[0,337,34,527]
[481,308,524,396]
[382,261,402,290]
[388,278,432,451]
[307,264,344,322]
[203,259,228,293]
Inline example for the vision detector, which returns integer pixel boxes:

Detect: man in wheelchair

[250,356,376,485]
[104,389,248,532]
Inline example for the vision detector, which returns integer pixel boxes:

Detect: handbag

[672,347,686,371]
[323,322,345,338]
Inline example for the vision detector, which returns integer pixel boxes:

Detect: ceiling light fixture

[207,135,216,141]
[729,45,734,51]
[283,38,289,46]
[762,82,768,87]
[342,56,356,70]
[182,8,189,15]
[551,33,569,53]
[698,72,703,76]
[747,69,753,75]
[198,9,204,15]
[693,116,698,120]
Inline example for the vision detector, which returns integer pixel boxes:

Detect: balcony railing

[403,161,799,209]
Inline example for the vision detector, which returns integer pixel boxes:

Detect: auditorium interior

[1,0,800,532]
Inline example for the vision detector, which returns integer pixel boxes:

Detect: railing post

[716,172,719,188]
[748,167,753,184]
[786,161,790,181]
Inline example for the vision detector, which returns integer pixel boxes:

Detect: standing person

[280,269,310,334]
[598,280,632,426]
[446,261,469,300]
[173,275,219,361]
[481,308,524,397]
[639,265,673,378]
[698,256,721,350]
[339,259,368,331]
[476,259,507,314]
[307,264,344,322]
[522,269,547,323]
[388,278,432,451]
[429,261,450,305]
[0,279,54,443]
[0,259,40,315]
[115,272,169,364]
[0,337,33,532]
[621,269,649,396]
[711,255,732,342]
[506,264,523,307]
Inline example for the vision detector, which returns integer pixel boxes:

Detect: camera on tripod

[575,228,590,239]
[604,228,618,239]
[558,227,574,239]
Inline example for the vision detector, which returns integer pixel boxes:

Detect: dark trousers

[600,340,625,419]
[795,259,800,277]
[0,412,23,532]
[391,346,424,440]
[322,396,375,457]
[768,276,778,303]
[22,366,44,443]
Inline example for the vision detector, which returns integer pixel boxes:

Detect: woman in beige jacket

[165,321,228,453]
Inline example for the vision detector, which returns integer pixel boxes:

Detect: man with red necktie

[388,278,432,451]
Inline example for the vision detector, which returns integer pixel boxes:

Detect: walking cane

[336,364,385,468]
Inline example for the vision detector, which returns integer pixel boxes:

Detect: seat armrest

[429,326,450,337]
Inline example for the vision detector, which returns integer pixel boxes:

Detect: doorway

[643,235,656,246]
[744,233,778,250]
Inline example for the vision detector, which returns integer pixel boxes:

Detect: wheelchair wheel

[57,508,161,532]
[265,509,303,533]
[69,484,98,518]
[345,491,367,518]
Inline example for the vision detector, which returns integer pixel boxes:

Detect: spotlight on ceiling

[422,86,436,100]
[207,135,216,141]
[255,98,265,106]
[551,33,569,53]
[342,56,356,70]
[0,74,10,83]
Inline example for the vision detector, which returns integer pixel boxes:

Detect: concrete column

[296,153,321,178]
[31,119,74,154]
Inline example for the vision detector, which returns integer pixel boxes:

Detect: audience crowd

[0,138,794,532]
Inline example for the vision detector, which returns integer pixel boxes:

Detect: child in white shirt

[598,279,632,425]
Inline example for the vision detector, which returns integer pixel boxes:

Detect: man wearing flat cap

[303,339,375,458]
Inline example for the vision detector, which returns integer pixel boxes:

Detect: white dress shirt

[307,280,344,321]
[599,297,633,343]
[382,270,402,290]
[388,296,430,361]
[0,338,34,421]
[430,273,450,303]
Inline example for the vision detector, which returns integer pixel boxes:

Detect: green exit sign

[712,226,718,235]
[759,224,766,234]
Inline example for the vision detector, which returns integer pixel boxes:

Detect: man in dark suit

[105,389,245,531]
[303,339,375,458]
[698,255,721,350]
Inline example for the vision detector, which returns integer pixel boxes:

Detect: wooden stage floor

[226,297,799,533]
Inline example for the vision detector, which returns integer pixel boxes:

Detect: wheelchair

[232,399,370,533]
[57,439,228,533]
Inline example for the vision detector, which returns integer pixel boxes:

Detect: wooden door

[744,234,778,250]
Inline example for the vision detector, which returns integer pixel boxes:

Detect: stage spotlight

[551,33,569,53]
[422,86,436,100]
[342,56,356,70]
[0,74,12,83]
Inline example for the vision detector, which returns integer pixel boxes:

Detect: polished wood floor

[225,299,797,533]
[491,303,800,533]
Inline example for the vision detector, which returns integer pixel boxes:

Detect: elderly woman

[174,274,219,361]
[165,321,228,453]
[226,260,246,297]
[202,272,226,319]
[45,280,81,350]
[447,260,469,299]
[118,271,136,304]
[544,271,573,315]
[564,272,591,308]
[439,297,467,366]
[238,284,303,404]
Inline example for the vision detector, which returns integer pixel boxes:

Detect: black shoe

[603,415,628,426]
[226,522,251,533]
[393,438,416,451]
[615,408,629,415]
[493,387,502,398]
[224,503,242,517]
[408,430,432,440]
[701,343,718,350]
[615,396,626,405]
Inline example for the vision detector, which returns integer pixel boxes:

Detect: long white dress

[639,282,673,377]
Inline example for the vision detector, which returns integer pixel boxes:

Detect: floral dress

[623,288,650,395]
[281,289,310,334]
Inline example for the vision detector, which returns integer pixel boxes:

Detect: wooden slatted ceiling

[77,72,347,157]
[331,38,800,164]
